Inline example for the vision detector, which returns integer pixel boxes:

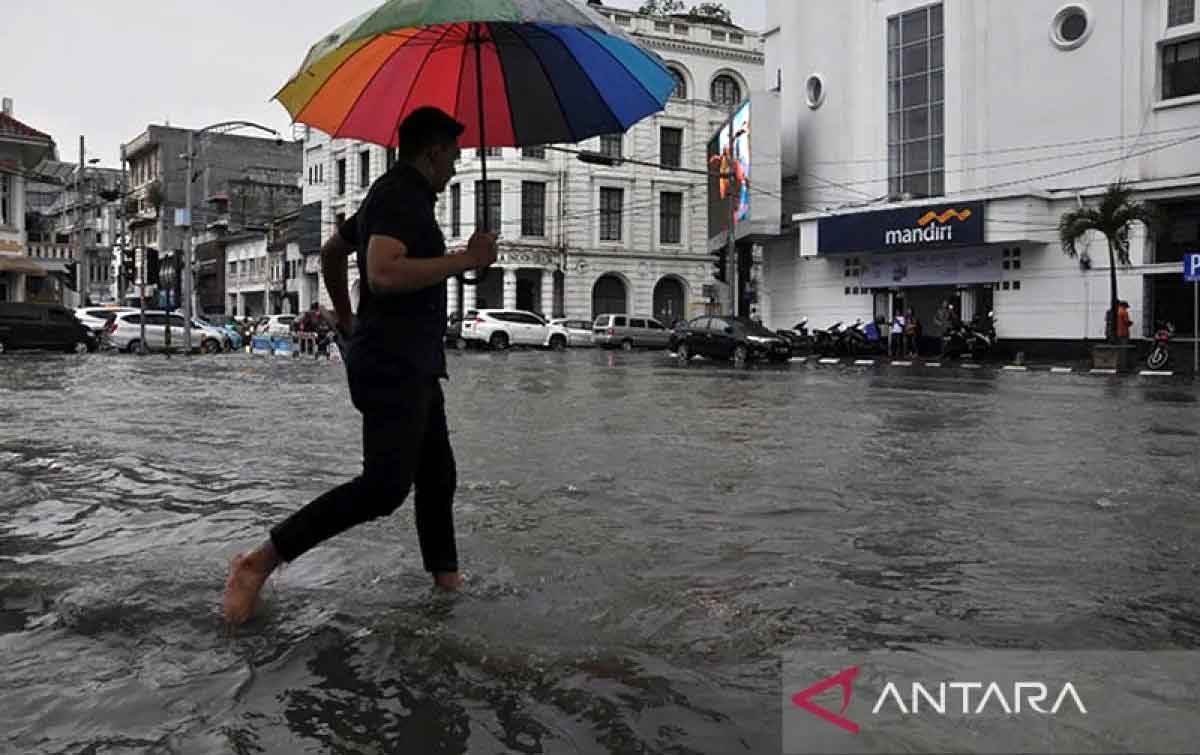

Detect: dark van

[0,303,98,354]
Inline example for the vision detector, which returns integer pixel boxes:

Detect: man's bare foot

[223,546,278,625]
[433,571,463,592]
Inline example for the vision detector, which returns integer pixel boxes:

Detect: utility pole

[77,136,86,307]
[728,170,737,318]
[118,146,127,303]
[183,129,194,353]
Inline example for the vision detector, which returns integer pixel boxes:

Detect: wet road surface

[1,349,1198,753]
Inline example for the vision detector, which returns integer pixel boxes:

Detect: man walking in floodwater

[223,107,498,625]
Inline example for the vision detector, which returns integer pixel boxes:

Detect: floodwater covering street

[1,350,1198,753]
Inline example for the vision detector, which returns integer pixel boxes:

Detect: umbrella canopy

[275,0,677,149]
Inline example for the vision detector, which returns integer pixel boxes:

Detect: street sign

[1184,252,1200,282]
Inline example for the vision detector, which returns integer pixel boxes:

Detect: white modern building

[304,4,763,325]
[754,0,1200,360]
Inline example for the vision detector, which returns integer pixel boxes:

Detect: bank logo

[791,666,861,735]
[886,207,974,245]
[917,208,973,227]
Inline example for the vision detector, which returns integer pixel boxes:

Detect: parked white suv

[104,310,228,353]
[75,306,136,335]
[460,309,569,350]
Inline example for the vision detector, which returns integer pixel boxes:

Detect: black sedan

[671,316,792,367]
[0,303,99,354]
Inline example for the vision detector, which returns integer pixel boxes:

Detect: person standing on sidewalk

[222,107,498,625]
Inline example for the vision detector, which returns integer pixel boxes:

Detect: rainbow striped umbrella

[274,0,677,151]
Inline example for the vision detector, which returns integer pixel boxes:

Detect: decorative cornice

[639,36,764,65]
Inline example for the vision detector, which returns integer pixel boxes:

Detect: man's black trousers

[270,379,457,573]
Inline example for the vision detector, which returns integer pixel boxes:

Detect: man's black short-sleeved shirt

[339,164,447,381]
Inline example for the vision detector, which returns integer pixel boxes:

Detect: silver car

[548,318,595,347]
[591,314,672,350]
[105,310,228,353]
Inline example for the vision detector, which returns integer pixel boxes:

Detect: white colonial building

[304,4,763,326]
[755,0,1200,359]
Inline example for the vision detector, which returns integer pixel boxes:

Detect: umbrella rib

[500,24,580,143]
[331,25,448,143]
[391,23,462,142]
[574,30,665,124]
[526,24,623,136]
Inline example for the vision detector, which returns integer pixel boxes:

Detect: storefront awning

[0,255,47,275]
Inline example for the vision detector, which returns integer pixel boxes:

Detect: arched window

[710,74,742,108]
[668,67,688,99]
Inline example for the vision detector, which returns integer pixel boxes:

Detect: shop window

[1002,247,1022,270]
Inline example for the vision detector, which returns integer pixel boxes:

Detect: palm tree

[1059,182,1156,344]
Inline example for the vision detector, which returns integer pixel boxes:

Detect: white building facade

[304,6,763,326]
[757,0,1200,359]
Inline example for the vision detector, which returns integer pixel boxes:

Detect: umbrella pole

[471,22,489,286]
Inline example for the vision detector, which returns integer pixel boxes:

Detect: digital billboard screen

[707,101,750,239]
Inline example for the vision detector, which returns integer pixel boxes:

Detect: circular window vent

[1051,4,1093,50]
[805,74,826,109]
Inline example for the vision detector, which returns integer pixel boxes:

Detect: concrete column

[463,282,476,312]
[503,267,517,310]
[541,269,555,319]
[13,273,26,303]
[236,292,245,318]
[446,275,460,317]
[960,288,976,323]
[264,286,273,316]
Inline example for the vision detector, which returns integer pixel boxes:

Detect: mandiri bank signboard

[818,201,986,254]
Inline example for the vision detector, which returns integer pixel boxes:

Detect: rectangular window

[450,183,461,237]
[599,134,623,160]
[660,127,683,169]
[521,181,546,237]
[475,147,503,158]
[336,159,346,195]
[522,145,546,159]
[1163,39,1200,100]
[386,147,398,170]
[655,21,671,32]
[730,33,744,44]
[615,15,630,26]
[711,30,727,42]
[659,191,682,244]
[359,151,370,188]
[0,174,9,226]
[674,24,689,35]
[1168,0,1195,27]
[887,3,944,198]
[600,187,623,241]
[475,180,501,233]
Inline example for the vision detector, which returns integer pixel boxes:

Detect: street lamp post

[182,120,281,354]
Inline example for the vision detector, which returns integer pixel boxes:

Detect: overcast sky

[1,0,764,169]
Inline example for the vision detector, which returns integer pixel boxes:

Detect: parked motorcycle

[776,318,813,354]
[812,321,843,356]
[1147,321,1174,370]
[940,311,997,361]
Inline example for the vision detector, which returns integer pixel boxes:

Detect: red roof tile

[0,112,52,142]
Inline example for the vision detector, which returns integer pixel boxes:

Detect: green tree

[638,0,686,15]
[689,2,733,24]
[1058,182,1157,344]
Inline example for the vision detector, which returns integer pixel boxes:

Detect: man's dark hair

[396,107,465,161]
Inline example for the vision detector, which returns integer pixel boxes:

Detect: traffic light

[120,248,136,287]
[711,247,728,284]
[144,248,160,286]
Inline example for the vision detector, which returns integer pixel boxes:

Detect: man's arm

[366,230,496,294]
[320,231,355,336]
